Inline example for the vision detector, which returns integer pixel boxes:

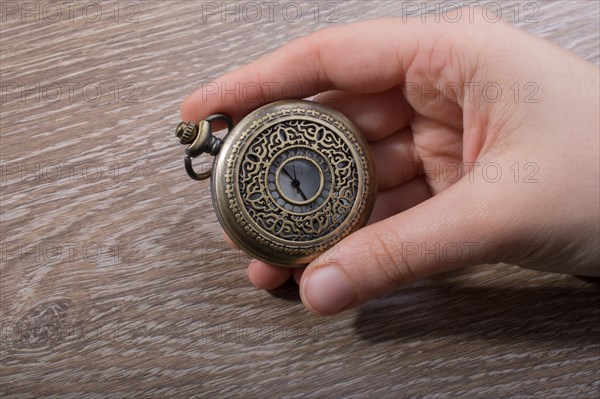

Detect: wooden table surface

[1,1,599,398]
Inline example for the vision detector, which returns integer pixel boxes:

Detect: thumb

[300,181,506,315]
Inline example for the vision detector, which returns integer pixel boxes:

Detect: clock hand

[282,166,308,200]
[290,168,308,200]
[281,167,294,181]
[289,160,309,200]
[298,188,308,201]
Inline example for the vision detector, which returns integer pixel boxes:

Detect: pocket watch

[175,100,376,267]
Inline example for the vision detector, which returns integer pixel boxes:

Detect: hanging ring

[177,113,233,181]
[184,155,213,181]
[205,113,234,132]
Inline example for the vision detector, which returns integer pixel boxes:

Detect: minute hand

[282,167,308,201]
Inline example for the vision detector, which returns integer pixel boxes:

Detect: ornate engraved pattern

[224,108,371,256]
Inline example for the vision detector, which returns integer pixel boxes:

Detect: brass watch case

[210,100,376,267]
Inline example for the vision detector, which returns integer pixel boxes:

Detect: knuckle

[369,228,417,287]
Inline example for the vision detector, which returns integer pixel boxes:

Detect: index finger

[179,16,475,123]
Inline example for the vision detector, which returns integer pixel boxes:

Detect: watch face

[270,147,330,212]
[212,100,376,267]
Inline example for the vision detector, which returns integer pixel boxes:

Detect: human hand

[180,13,600,315]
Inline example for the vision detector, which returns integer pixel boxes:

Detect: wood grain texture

[1,1,599,398]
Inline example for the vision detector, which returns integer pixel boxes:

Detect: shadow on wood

[354,281,600,346]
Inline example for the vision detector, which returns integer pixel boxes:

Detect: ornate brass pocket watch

[175,100,376,267]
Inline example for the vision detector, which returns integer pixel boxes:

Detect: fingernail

[303,267,354,314]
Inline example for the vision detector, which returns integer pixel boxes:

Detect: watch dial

[278,158,320,202]
[268,147,331,213]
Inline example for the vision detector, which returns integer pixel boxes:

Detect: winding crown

[176,122,198,145]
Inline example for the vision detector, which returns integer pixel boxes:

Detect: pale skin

[181,15,600,315]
